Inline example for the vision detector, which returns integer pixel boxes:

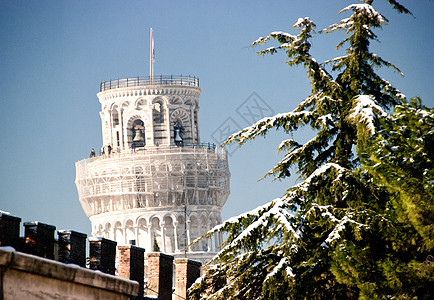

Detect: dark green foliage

[189,1,433,299]
[153,236,160,252]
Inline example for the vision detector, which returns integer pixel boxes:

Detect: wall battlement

[0,213,202,300]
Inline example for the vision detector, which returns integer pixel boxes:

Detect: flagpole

[149,28,152,82]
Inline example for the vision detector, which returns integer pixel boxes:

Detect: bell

[174,128,182,142]
[133,128,144,142]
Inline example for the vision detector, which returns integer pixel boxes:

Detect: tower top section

[97,75,202,151]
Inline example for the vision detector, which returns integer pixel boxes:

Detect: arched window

[163,216,175,253]
[112,108,119,126]
[189,216,199,251]
[177,215,187,251]
[151,217,162,251]
[137,218,148,248]
[114,221,124,244]
[153,100,167,145]
[131,119,145,148]
[125,220,135,245]
[173,118,184,146]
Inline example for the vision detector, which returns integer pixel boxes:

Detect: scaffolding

[76,145,230,217]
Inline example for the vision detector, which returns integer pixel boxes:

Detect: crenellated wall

[0,213,203,300]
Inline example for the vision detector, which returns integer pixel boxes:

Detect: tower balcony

[75,144,230,218]
[100,75,199,92]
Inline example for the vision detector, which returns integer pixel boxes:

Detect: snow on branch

[264,257,294,285]
[253,30,298,56]
[306,204,339,223]
[340,4,387,25]
[347,94,388,135]
[209,198,299,263]
[269,31,297,40]
[304,204,368,248]
[381,79,406,101]
[295,93,341,114]
[322,214,368,247]
[251,36,270,46]
[223,111,313,146]
[293,17,313,29]
[293,163,348,192]
[322,17,354,33]
[323,4,387,34]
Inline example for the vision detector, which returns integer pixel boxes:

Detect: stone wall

[0,247,138,300]
[0,212,203,300]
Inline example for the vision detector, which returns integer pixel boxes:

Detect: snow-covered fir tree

[362,97,434,250]
[190,1,433,299]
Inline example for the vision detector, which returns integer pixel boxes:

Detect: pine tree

[363,97,434,249]
[189,1,432,299]
[153,236,161,252]
[359,97,434,298]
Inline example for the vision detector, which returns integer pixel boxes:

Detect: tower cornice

[97,85,202,102]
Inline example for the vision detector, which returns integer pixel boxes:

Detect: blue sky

[0,0,432,236]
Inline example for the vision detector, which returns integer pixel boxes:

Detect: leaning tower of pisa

[75,75,230,264]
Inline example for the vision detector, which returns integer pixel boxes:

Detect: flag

[151,30,155,63]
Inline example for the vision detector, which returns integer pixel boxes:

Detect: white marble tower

[75,75,230,263]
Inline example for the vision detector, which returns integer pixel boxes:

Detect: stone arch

[163,215,175,253]
[152,96,168,106]
[200,214,208,251]
[150,216,162,251]
[134,97,147,108]
[121,100,130,110]
[96,224,103,237]
[137,217,149,249]
[169,96,183,105]
[209,213,217,229]
[104,222,112,239]
[209,213,219,250]
[126,116,146,148]
[125,219,135,245]
[189,214,199,251]
[114,221,124,244]
[153,97,168,145]
[170,108,191,145]
[111,105,120,126]
[177,215,187,251]
[184,98,193,106]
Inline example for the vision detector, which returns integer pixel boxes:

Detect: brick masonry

[147,252,174,300]
[174,258,202,300]
[118,245,145,296]
[89,237,117,275]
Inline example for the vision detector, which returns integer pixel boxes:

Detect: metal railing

[100,75,199,92]
[88,143,217,159]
